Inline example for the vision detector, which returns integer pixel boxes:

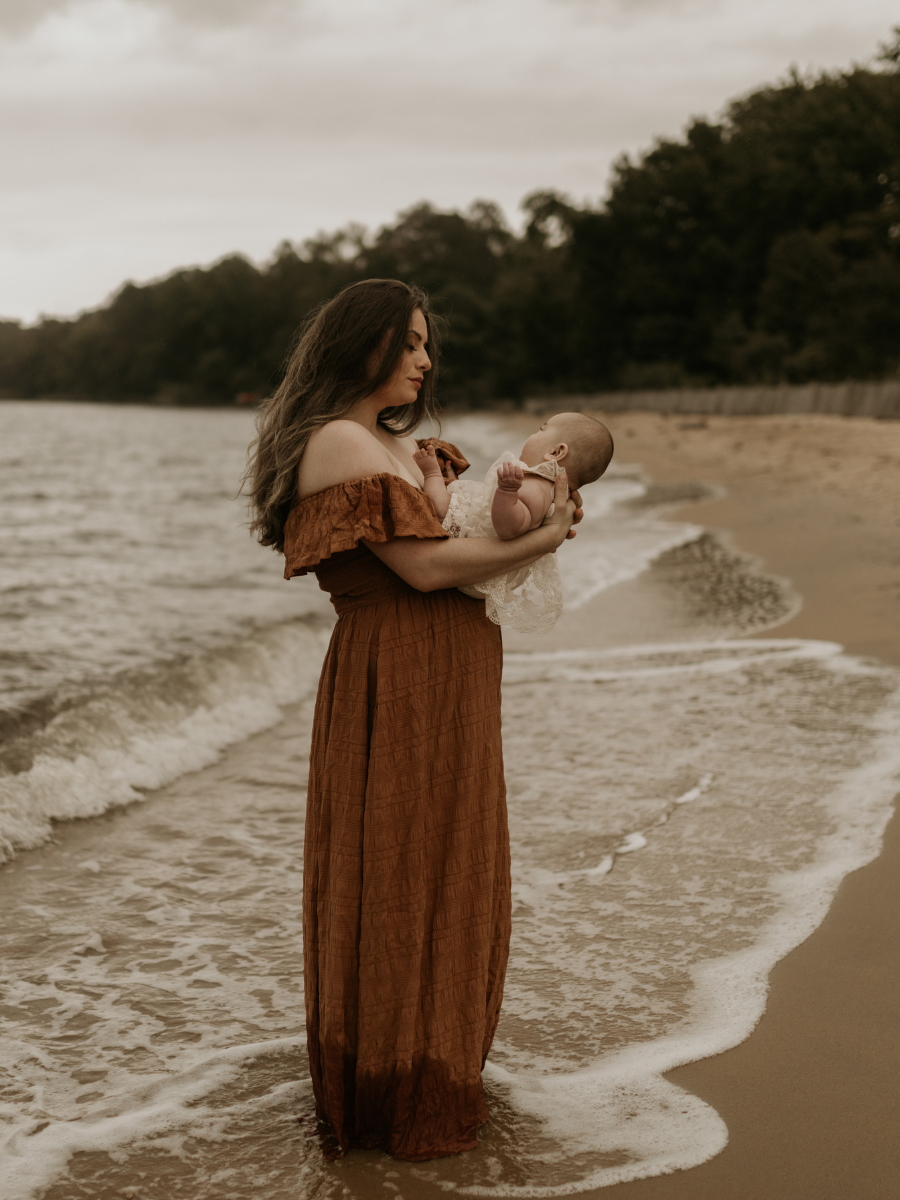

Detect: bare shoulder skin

[297,421,423,498]
[372,428,424,483]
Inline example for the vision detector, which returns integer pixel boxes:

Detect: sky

[1,0,897,322]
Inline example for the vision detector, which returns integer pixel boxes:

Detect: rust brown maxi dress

[282,441,511,1162]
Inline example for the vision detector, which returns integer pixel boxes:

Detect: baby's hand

[414,444,443,478]
[496,462,524,492]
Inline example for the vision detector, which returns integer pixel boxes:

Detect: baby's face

[519,414,570,467]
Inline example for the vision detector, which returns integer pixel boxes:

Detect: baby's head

[520,412,614,489]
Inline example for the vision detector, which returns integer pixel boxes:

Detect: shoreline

[3,409,898,1196]
[586,412,900,1197]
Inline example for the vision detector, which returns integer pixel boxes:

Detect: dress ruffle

[415,437,470,478]
[283,473,448,580]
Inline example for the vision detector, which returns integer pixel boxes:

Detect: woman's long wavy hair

[243,278,442,553]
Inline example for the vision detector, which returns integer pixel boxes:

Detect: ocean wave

[0,618,331,864]
[4,639,898,1199]
[464,640,900,1194]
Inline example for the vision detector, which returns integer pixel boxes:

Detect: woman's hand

[541,469,580,547]
[566,485,584,538]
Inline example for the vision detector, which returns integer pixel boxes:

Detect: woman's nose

[419,349,432,371]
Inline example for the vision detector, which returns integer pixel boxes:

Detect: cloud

[0,0,896,319]
[137,0,297,26]
[0,0,69,34]
[0,0,295,37]
[554,0,724,18]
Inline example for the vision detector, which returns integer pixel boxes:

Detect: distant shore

[5,379,900,420]
[543,378,900,421]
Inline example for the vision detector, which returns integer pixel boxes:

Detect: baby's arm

[414,444,451,519]
[491,463,555,540]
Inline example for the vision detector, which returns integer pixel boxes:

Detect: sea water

[0,401,333,862]
[1,402,898,1199]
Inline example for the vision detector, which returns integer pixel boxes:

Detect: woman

[245,279,580,1161]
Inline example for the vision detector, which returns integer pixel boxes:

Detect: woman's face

[371,308,432,407]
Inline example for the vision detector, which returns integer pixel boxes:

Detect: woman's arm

[366,471,580,592]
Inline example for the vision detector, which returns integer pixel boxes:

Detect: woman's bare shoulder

[298,421,395,498]
[307,420,383,453]
[390,430,420,451]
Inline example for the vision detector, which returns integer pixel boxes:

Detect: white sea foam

[1,1038,307,1200]
[0,704,317,1200]
[0,620,330,863]
[558,477,702,610]
[0,400,337,863]
[453,640,900,1195]
[3,640,897,1199]
[502,637,842,683]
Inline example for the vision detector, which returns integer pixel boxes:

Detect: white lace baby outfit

[442,451,564,633]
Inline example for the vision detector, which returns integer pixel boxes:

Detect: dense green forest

[2,38,900,404]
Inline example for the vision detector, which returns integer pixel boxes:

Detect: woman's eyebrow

[408,329,423,343]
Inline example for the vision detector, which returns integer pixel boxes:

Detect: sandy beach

[2,404,899,1198]
[584,410,900,1199]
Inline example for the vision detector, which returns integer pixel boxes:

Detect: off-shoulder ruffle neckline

[283,471,446,580]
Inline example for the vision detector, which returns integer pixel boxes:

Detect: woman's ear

[544,442,568,462]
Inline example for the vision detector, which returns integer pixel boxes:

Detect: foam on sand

[3,639,897,1198]
[434,639,900,1194]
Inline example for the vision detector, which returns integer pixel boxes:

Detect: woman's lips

[410,379,422,390]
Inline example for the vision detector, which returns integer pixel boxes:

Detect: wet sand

[582,411,900,1198]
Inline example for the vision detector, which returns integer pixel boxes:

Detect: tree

[2,38,899,402]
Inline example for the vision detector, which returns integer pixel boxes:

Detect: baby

[414,412,614,632]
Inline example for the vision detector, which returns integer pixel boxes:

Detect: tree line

[2,41,899,405]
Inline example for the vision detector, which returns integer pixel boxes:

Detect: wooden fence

[524,380,900,420]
